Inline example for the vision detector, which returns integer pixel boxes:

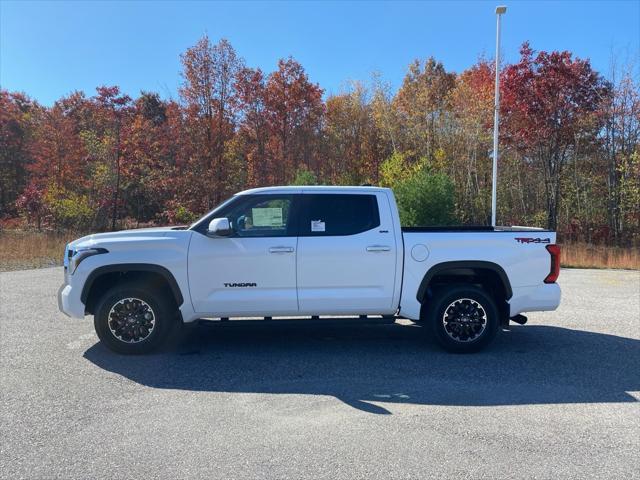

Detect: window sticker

[252,207,284,227]
[311,220,325,232]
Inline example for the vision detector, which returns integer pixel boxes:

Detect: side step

[196,315,397,328]
[510,314,528,325]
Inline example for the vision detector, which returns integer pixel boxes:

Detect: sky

[1,0,638,105]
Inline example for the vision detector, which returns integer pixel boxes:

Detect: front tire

[425,286,499,353]
[94,283,175,354]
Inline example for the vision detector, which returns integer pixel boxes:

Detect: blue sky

[1,1,638,105]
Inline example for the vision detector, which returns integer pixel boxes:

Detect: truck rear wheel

[94,283,175,354]
[425,286,499,353]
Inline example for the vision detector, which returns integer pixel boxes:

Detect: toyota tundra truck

[58,186,561,354]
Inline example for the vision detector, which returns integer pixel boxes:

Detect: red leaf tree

[501,42,611,229]
[264,58,324,183]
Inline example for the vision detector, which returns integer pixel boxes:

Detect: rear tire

[424,285,499,353]
[94,282,176,354]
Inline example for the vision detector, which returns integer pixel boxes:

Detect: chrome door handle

[366,245,391,252]
[269,246,294,253]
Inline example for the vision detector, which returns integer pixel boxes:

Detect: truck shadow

[83,322,640,414]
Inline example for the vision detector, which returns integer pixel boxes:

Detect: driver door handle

[366,245,391,252]
[269,246,294,253]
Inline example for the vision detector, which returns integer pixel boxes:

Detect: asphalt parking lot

[1,267,639,479]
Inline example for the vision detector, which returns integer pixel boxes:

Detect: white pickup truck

[58,186,561,354]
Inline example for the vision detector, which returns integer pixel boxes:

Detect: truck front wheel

[94,283,175,354]
[425,286,499,353]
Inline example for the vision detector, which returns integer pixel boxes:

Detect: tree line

[0,36,638,245]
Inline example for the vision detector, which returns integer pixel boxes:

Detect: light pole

[491,5,506,227]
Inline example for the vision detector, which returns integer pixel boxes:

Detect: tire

[94,282,176,354]
[424,285,499,353]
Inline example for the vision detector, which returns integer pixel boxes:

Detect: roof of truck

[237,185,391,195]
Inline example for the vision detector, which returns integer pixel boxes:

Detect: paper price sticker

[252,208,283,227]
[311,220,325,232]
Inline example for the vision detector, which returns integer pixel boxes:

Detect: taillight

[544,244,561,283]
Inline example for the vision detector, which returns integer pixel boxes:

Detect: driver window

[227,196,293,237]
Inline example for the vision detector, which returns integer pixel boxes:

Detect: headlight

[69,247,108,274]
[63,244,70,269]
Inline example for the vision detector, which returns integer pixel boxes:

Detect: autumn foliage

[0,36,638,247]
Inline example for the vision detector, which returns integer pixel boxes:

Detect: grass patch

[561,242,639,270]
[0,231,82,271]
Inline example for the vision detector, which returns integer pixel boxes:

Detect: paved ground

[1,268,639,480]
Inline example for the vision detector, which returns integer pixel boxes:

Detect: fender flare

[80,263,184,306]
[416,260,512,302]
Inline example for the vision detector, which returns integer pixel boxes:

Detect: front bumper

[57,272,86,319]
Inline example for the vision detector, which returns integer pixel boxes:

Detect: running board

[196,315,397,327]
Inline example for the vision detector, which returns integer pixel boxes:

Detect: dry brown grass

[561,242,639,270]
[0,231,82,271]
[1,232,638,272]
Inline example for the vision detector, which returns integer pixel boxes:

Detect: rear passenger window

[300,194,380,236]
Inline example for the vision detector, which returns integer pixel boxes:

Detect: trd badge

[514,238,551,244]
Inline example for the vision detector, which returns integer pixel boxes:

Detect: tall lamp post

[491,5,507,227]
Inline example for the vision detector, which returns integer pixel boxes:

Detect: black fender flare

[416,260,512,302]
[80,263,184,306]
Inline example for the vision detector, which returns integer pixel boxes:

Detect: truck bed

[402,226,552,233]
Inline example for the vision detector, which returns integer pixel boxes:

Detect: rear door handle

[366,245,391,252]
[269,246,295,253]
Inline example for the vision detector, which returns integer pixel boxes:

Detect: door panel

[188,235,298,315]
[296,192,397,315]
[187,194,299,316]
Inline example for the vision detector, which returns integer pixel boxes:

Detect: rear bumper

[58,280,85,319]
[509,283,561,317]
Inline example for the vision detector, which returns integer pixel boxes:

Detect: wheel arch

[81,264,184,315]
[416,261,513,304]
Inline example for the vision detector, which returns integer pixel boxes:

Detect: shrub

[43,185,93,230]
[15,184,47,229]
[394,170,457,226]
[160,201,199,225]
[291,168,318,186]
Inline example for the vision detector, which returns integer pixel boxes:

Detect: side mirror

[207,217,231,237]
